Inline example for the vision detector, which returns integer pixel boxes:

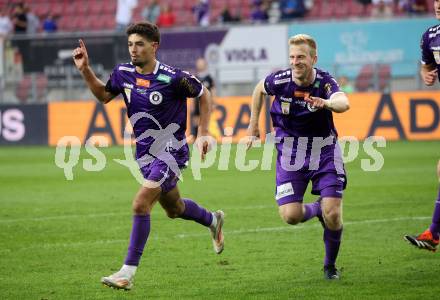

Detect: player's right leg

[159,186,225,254]
[101,183,162,290]
[404,160,440,252]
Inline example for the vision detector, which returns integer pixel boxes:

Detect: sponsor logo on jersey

[149,91,163,105]
[157,74,171,83]
[136,78,150,88]
[159,65,176,74]
[434,51,440,64]
[314,81,320,88]
[274,70,291,78]
[119,66,135,72]
[294,91,310,98]
[136,88,147,95]
[274,78,291,85]
[124,88,132,103]
[281,102,290,115]
[123,82,134,89]
[280,96,292,102]
[276,182,294,200]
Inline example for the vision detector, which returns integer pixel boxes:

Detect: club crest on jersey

[307,103,319,112]
[136,78,150,88]
[149,91,163,105]
[324,83,332,97]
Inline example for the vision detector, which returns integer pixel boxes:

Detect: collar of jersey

[293,68,317,88]
[131,60,160,76]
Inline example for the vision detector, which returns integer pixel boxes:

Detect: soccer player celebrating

[404,1,440,251]
[72,22,225,290]
[247,34,350,280]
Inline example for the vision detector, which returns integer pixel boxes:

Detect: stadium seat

[33,2,50,18]
[51,2,64,17]
[77,2,90,16]
[16,75,32,103]
[89,1,104,15]
[378,64,391,91]
[355,64,374,92]
[102,0,117,14]
[36,73,48,101]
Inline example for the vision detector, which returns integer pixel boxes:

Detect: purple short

[275,141,347,206]
[138,152,188,194]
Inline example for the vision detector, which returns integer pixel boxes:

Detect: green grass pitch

[1,141,439,299]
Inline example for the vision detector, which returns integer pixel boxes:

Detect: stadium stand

[1,0,433,32]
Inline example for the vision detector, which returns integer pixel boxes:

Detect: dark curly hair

[126,22,160,44]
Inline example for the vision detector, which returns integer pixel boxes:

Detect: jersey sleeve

[263,73,276,95]
[322,74,341,99]
[421,30,434,65]
[175,70,204,98]
[104,66,122,96]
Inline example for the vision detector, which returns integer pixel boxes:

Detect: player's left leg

[321,193,343,280]
[404,160,440,251]
[159,185,225,254]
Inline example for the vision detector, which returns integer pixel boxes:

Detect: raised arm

[72,39,117,104]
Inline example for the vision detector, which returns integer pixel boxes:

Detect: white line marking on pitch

[0,216,430,254]
[0,205,276,223]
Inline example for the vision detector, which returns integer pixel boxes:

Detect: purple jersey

[105,61,203,162]
[264,68,341,139]
[420,24,440,80]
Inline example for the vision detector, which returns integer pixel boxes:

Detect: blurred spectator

[42,15,57,33]
[12,3,27,34]
[0,8,12,37]
[357,0,372,14]
[399,0,428,15]
[25,5,39,34]
[141,0,161,24]
[115,0,138,31]
[193,0,210,27]
[188,57,217,143]
[251,0,269,23]
[280,0,306,20]
[371,0,393,18]
[338,76,355,94]
[157,4,176,27]
[219,5,241,24]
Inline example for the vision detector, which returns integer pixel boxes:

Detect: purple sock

[301,200,322,223]
[179,198,213,227]
[429,187,440,240]
[323,227,343,267]
[124,215,151,266]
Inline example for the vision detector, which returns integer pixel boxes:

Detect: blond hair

[288,34,317,57]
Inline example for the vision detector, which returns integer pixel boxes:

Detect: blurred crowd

[0,0,432,37]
